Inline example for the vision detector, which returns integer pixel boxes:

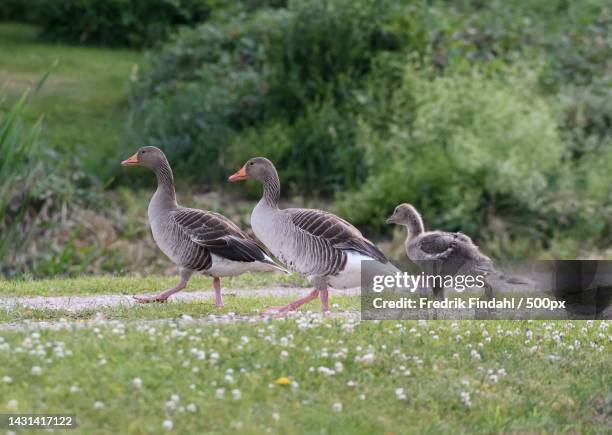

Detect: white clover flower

[359,352,375,365]
[69,385,80,393]
[460,391,471,408]
[162,420,173,430]
[2,376,12,384]
[280,350,289,359]
[334,362,344,373]
[317,366,335,376]
[132,378,142,388]
[332,402,343,413]
[187,403,197,413]
[7,400,18,410]
[395,388,407,400]
[93,401,104,410]
[171,394,179,402]
[165,401,176,411]
[232,389,242,400]
[215,388,225,399]
[31,366,42,376]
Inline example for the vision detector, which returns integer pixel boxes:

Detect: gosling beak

[228,165,248,182]
[386,215,397,224]
[121,152,139,166]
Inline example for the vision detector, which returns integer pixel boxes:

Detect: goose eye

[249,162,254,166]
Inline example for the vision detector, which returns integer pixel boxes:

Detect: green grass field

[0,22,141,180]
[0,277,610,433]
[0,312,609,433]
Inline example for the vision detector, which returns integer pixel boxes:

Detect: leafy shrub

[131,0,395,193]
[0,0,32,21]
[338,67,569,255]
[32,0,213,47]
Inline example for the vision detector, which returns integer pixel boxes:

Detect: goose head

[121,146,167,170]
[386,203,424,233]
[228,157,276,183]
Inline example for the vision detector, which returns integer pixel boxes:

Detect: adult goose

[122,147,286,305]
[229,157,398,314]
[387,203,524,301]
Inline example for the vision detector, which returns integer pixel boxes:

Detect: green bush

[0,0,32,21]
[131,0,395,193]
[32,0,213,47]
[338,67,570,253]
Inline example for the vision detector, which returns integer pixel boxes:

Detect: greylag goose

[386,203,496,300]
[122,147,286,305]
[229,157,397,314]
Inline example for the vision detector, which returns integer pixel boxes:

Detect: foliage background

[0,0,611,277]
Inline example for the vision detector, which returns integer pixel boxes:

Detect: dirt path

[0,287,360,312]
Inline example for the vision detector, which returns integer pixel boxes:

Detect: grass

[0,317,609,434]
[0,22,141,181]
[0,273,308,297]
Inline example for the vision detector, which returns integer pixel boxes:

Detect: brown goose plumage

[122,147,285,305]
[229,157,397,314]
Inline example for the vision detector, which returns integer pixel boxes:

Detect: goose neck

[261,172,280,209]
[152,159,177,207]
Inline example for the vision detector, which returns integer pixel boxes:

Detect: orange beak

[121,152,139,166]
[228,165,248,182]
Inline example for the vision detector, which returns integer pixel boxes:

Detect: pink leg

[213,277,224,308]
[263,290,320,316]
[320,288,329,313]
[134,268,192,303]
[134,278,187,303]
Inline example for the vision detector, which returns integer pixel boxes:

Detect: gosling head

[228,157,277,183]
[121,146,168,171]
[386,203,424,235]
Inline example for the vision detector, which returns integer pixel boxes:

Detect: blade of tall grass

[0,88,45,268]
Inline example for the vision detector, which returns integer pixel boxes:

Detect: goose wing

[171,208,272,263]
[412,231,493,274]
[288,208,388,263]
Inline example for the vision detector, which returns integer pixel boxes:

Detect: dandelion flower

[274,377,291,386]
